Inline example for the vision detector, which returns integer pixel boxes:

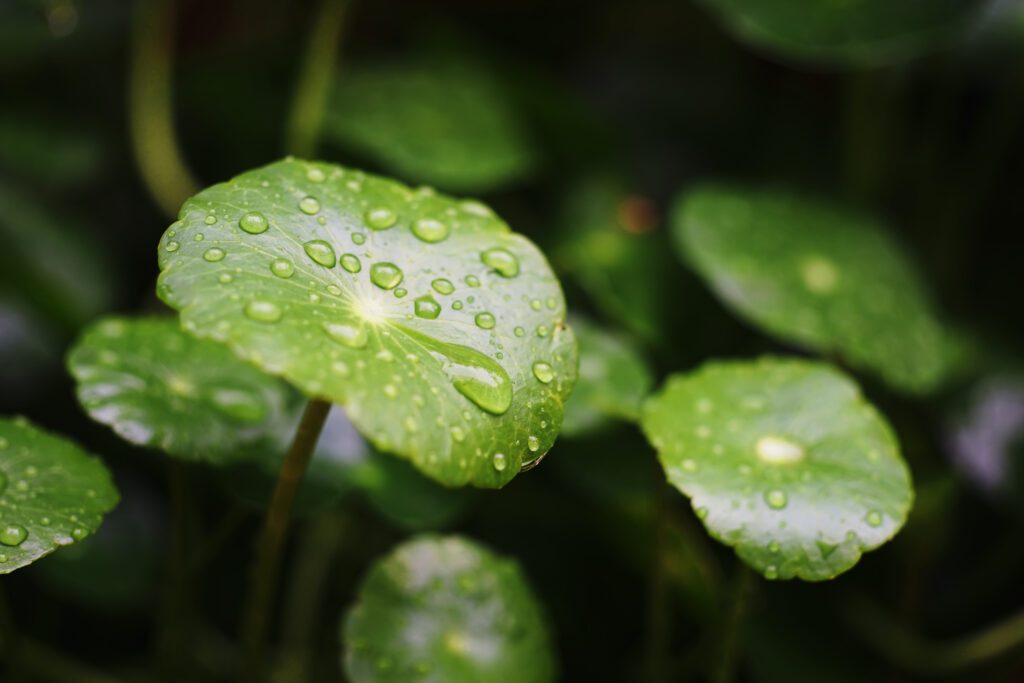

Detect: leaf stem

[713,564,756,683]
[129,0,199,218]
[239,397,331,680]
[642,476,672,683]
[285,0,349,158]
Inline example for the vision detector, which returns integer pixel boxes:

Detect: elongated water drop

[323,321,368,349]
[492,453,508,472]
[432,278,454,295]
[340,253,362,273]
[370,262,403,290]
[244,301,282,323]
[303,240,336,267]
[481,247,519,277]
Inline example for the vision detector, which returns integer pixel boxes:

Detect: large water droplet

[414,295,441,319]
[270,257,294,278]
[0,525,27,547]
[244,301,282,323]
[474,312,495,329]
[323,321,368,349]
[532,361,555,384]
[411,218,449,243]
[432,278,454,295]
[481,247,519,278]
[365,208,397,230]
[764,489,788,509]
[370,262,403,290]
[303,240,336,267]
[755,435,805,465]
[210,388,267,421]
[299,196,321,214]
[239,211,269,234]
[165,240,180,252]
[492,453,508,471]
[340,253,362,273]
[527,435,540,452]
[203,247,225,262]
[398,326,512,415]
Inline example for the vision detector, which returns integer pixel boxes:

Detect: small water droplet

[452,300,464,310]
[204,214,218,225]
[450,426,465,442]
[866,510,883,527]
[681,458,698,472]
[244,301,282,323]
[352,233,367,245]
[0,525,27,547]
[299,196,321,214]
[532,361,554,384]
[411,218,449,243]
[465,274,480,288]
[306,167,325,183]
[165,240,180,252]
[474,312,495,329]
[219,273,233,284]
[239,211,269,234]
[270,257,294,278]
[365,208,397,230]
[431,278,454,295]
[340,253,362,273]
[203,247,225,262]
[492,453,508,471]
[303,240,336,267]
[394,288,407,298]
[383,384,398,399]
[536,324,550,337]
[514,327,525,337]
[414,295,441,319]
[764,489,788,509]
[322,321,368,349]
[370,262,403,290]
[481,247,519,277]
[764,565,779,580]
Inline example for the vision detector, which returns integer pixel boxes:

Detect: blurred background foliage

[2,0,1024,681]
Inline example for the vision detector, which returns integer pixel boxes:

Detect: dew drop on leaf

[299,196,321,215]
[244,301,283,323]
[411,218,450,243]
[764,489,788,509]
[481,247,519,277]
[365,207,397,230]
[238,211,269,234]
[474,312,496,329]
[340,253,362,273]
[414,295,441,320]
[303,240,337,267]
[270,257,295,278]
[370,262,404,290]
[431,278,454,295]
[0,525,28,547]
[203,247,226,262]
[322,321,369,349]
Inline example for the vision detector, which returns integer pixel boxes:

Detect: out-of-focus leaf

[323,59,535,192]
[0,111,103,187]
[673,185,951,394]
[641,356,913,581]
[342,535,556,683]
[355,453,476,531]
[157,159,577,488]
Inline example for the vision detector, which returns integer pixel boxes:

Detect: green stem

[846,598,1024,674]
[240,398,332,680]
[713,564,755,683]
[129,0,199,218]
[156,461,190,682]
[642,476,672,683]
[189,504,248,575]
[284,0,349,157]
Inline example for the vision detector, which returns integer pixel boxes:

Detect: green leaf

[323,59,535,192]
[357,454,476,531]
[342,535,556,683]
[672,185,950,394]
[68,317,298,463]
[561,316,653,437]
[0,417,119,574]
[640,356,913,581]
[697,0,983,67]
[157,159,577,489]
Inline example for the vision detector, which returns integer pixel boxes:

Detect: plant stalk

[713,564,756,683]
[239,397,331,680]
[642,475,672,683]
[285,0,349,158]
[129,0,199,218]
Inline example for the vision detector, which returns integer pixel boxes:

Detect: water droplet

[203,247,225,262]
[452,300,464,310]
[370,262,403,290]
[474,312,496,329]
[450,426,465,442]
[365,208,397,230]
[72,528,87,540]
[307,167,325,183]
[303,240,336,267]
[866,510,883,527]
[536,324,550,337]
[352,233,367,245]
[270,257,294,278]
[492,453,508,471]
[530,299,542,311]
[481,247,519,277]
[383,384,398,399]
[219,273,233,284]
[327,284,342,296]
[411,218,449,243]
[394,288,407,298]
[764,489,788,509]
[340,253,362,273]
[0,525,27,547]
[322,321,368,349]
[414,295,441,319]
[465,274,480,288]
[764,565,779,580]
[682,458,698,472]
[210,388,267,421]
[755,435,805,465]
[239,211,269,234]
[204,214,218,225]
[527,435,540,452]
[514,327,525,337]
[165,240,180,252]
[299,196,321,214]
[244,301,282,323]
[801,255,839,294]
[399,326,511,415]
[429,278,454,295]
[532,361,555,384]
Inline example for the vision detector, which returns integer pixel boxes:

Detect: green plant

[3,1,1024,681]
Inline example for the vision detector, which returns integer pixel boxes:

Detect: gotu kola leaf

[157,159,576,489]
[323,59,535,193]
[641,357,913,581]
[68,316,298,463]
[673,185,950,395]
[697,0,983,67]
[0,417,119,574]
[342,535,555,683]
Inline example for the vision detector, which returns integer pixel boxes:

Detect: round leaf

[562,316,653,437]
[156,159,577,488]
[641,357,913,581]
[324,60,535,192]
[673,185,950,394]
[342,535,555,683]
[67,317,298,463]
[0,417,119,574]
[697,0,983,67]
